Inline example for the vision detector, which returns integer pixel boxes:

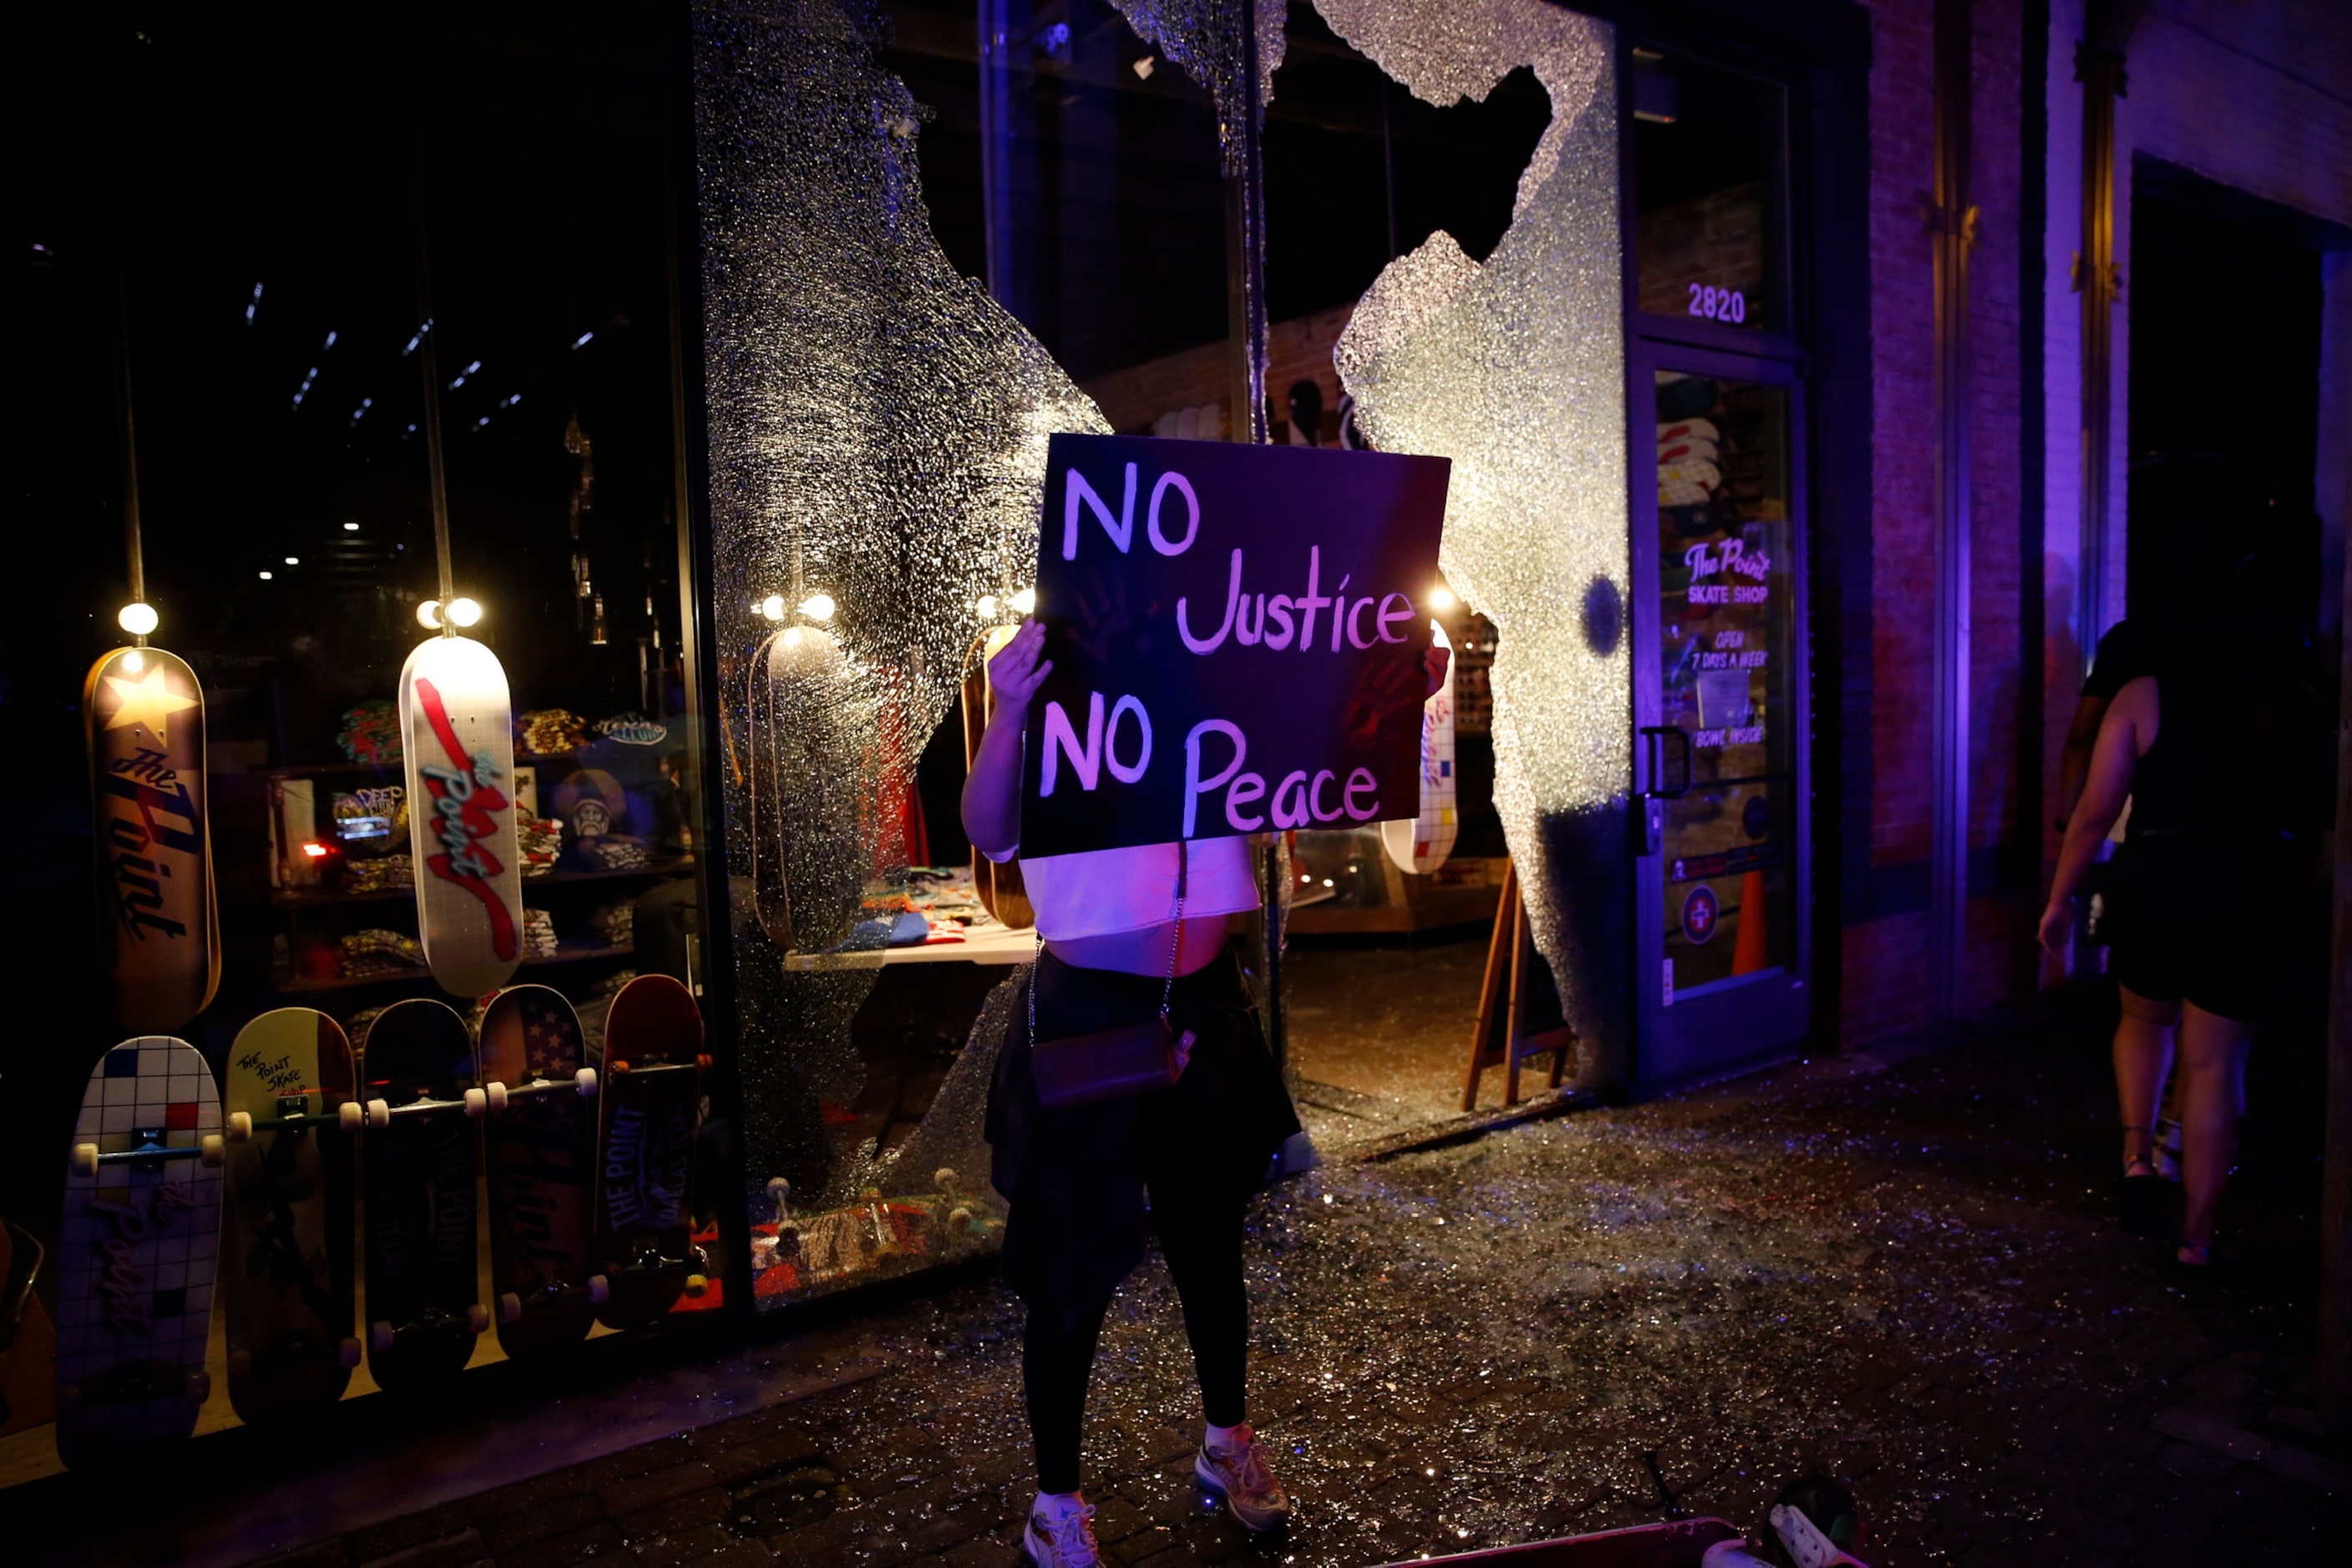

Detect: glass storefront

[5,0,1823,1469]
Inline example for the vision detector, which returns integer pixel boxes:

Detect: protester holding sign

[965,436,1449,1567]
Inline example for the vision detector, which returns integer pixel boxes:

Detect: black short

[2103,837,2298,1023]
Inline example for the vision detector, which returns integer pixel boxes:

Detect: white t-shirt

[984,835,1259,941]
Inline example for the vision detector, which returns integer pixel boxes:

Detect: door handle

[1637,726,1693,800]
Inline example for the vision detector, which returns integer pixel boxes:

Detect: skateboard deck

[594,974,709,1329]
[55,1035,224,1468]
[478,985,603,1358]
[959,627,1035,927]
[85,645,219,1034]
[1383,619,1459,875]
[400,633,523,998]
[746,623,858,949]
[357,998,486,1388]
[221,1009,360,1423]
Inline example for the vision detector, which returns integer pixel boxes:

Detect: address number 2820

[1687,284,1748,324]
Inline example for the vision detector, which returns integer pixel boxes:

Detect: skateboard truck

[370,1302,491,1353]
[364,1092,470,1130]
[497,1272,611,1323]
[225,1094,364,1142]
[73,1129,225,1177]
[473,1066,598,1118]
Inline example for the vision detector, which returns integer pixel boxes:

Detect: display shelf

[782,924,1036,972]
[271,943,638,994]
[271,857,694,908]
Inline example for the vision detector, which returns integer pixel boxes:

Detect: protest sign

[1019,432,1449,858]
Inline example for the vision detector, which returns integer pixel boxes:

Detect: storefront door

[1630,342,1812,1086]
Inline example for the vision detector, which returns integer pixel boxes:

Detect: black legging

[1024,1171,1250,1495]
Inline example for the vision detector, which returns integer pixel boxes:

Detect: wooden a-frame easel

[1462,858,1576,1111]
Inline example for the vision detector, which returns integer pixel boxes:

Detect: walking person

[964,616,1444,1565]
[2037,468,2325,1271]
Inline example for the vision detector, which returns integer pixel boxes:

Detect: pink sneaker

[1195,1424,1292,1531]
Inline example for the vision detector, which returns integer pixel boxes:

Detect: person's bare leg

[2113,987,2177,1173]
[2174,1001,2254,1261]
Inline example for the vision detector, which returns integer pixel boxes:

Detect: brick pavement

[18,998,2347,1566]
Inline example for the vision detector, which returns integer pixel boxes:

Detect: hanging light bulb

[417,599,444,629]
[799,591,836,622]
[1429,584,1457,611]
[976,594,999,619]
[445,596,483,628]
[118,602,159,636]
[759,594,786,622]
[1010,587,1035,615]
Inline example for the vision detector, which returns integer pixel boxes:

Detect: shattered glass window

[695,0,1111,1308]
[1317,0,1634,1081]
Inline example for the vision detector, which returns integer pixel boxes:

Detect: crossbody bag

[1026,841,1198,1110]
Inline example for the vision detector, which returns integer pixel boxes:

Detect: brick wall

[1839,0,1940,1045]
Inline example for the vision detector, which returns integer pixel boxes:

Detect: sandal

[2117,1127,2165,1236]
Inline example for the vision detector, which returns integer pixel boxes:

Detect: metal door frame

[1626,336,1814,1092]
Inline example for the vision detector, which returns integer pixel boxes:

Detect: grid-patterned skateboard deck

[357,999,484,1388]
[594,974,708,1329]
[1383,619,1458,875]
[222,1009,359,1423]
[478,985,602,1358]
[55,1036,223,1468]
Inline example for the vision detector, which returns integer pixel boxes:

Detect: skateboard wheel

[200,1135,225,1166]
[186,1370,211,1401]
[696,1053,713,1073]
[587,1274,610,1305]
[575,1067,598,1097]
[227,1112,254,1143]
[608,1059,630,1075]
[228,1349,252,1379]
[339,1100,363,1133]
[484,1080,508,1115]
[498,1292,523,1325]
[72,1143,99,1178]
[338,1336,363,1369]
[371,1320,395,1353]
[465,1302,490,1335]
[684,1273,709,1297]
[933,1167,958,1195]
[948,1206,974,1231]
[367,1099,392,1130]
[463,1087,487,1119]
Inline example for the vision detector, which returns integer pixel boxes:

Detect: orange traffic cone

[1730,868,1769,976]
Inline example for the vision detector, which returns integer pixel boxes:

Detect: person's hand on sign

[961,619,1051,860]
[988,617,1054,710]
[1424,640,1450,701]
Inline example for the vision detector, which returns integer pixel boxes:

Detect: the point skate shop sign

[1019,432,1449,858]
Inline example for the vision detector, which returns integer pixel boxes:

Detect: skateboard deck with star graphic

[55,1035,224,1469]
[478,984,604,1358]
[84,645,218,1034]
[400,633,523,998]
[594,974,709,1329]
[221,1008,361,1423]
[356,999,487,1388]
